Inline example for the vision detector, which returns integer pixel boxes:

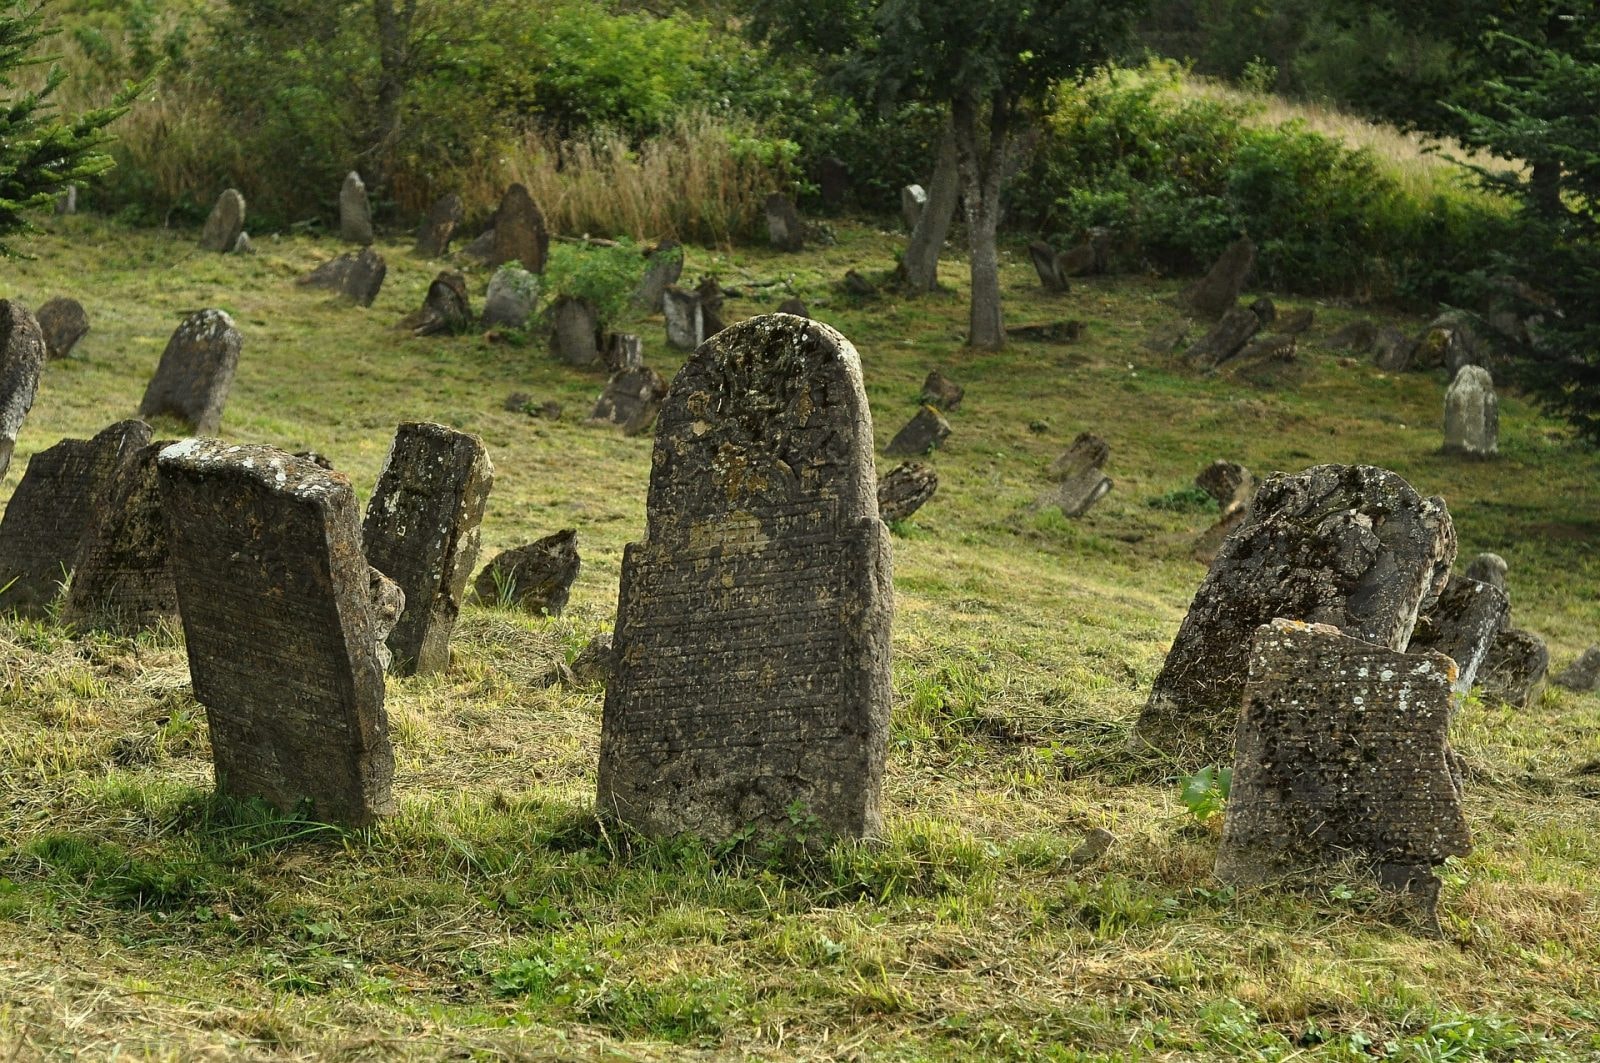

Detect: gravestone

[463,228,495,261]
[590,366,669,436]
[1443,366,1498,458]
[233,232,254,255]
[1057,242,1098,277]
[366,568,405,673]
[1192,506,1248,566]
[1554,647,1600,693]
[1478,629,1548,708]
[603,333,644,373]
[1327,320,1378,352]
[1028,241,1068,293]
[1184,306,1261,369]
[550,296,602,367]
[156,440,395,827]
[1373,327,1414,371]
[1181,237,1255,317]
[777,297,809,318]
[1135,464,1458,763]
[198,189,245,253]
[36,297,89,360]
[473,529,580,615]
[696,276,727,337]
[842,270,875,297]
[1216,619,1470,912]
[489,184,549,273]
[298,252,357,291]
[1277,308,1315,335]
[361,422,494,676]
[61,439,180,634]
[877,461,937,523]
[339,171,373,245]
[1040,432,1112,518]
[884,406,950,457]
[482,265,539,329]
[340,248,386,307]
[818,156,848,208]
[1249,297,1277,326]
[571,632,615,686]
[1465,552,1510,631]
[596,314,892,844]
[901,184,927,231]
[632,241,683,312]
[1196,460,1254,510]
[764,193,804,252]
[414,192,464,257]
[662,285,703,350]
[0,420,151,618]
[55,185,75,215]
[0,300,45,480]
[409,270,472,336]
[919,370,963,411]
[1140,322,1190,354]
[1408,575,1509,695]
[138,309,242,435]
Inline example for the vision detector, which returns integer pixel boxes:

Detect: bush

[543,240,644,326]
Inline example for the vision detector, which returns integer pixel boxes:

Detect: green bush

[543,240,644,326]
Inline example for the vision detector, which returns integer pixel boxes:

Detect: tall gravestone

[1135,464,1457,763]
[0,420,151,618]
[138,309,242,435]
[339,171,374,245]
[632,241,683,312]
[361,422,494,676]
[199,189,246,253]
[414,192,464,257]
[0,300,45,481]
[1443,365,1499,458]
[61,439,181,634]
[597,314,893,844]
[157,440,395,827]
[489,184,549,273]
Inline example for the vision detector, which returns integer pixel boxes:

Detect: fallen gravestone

[482,265,539,329]
[157,440,396,827]
[339,171,373,245]
[138,309,242,435]
[778,297,809,318]
[1478,628,1548,708]
[550,296,602,367]
[919,370,963,411]
[409,271,472,336]
[1554,647,1600,693]
[884,405,951,457]
[901,184,927,231]
[878,461,937,523]
[1373,327,1414,371]
[1407,575,1509,695]
[473,529,580,615]
[1216,619,1470,914]
[0,300,45,480]
[603,333,644,373]
[663,286,703,350]
[632,241,683,312]
[1135,464,1457,763]
[765,192,804,252]
[591,366,669,436]
[0,419,151,618]
[1443,366,1498,458]
[1184,306,1261,369]
[361,422,494,676]
[61,439,180,634]
[1039,432,1112,518]
[596,314,892,844]
[1181,237,1255,317]
[489,184,549,273]
[414,192,464,257]
[198,189,245,253]
[36,297,89,360]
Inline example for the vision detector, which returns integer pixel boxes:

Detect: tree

[0,1,139,255]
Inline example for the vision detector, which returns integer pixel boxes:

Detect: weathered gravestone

[473,529,580,615]
[1373,326,1414,371]
[596,314,893,844]
[777,297,809,318]
[632,241,683,312]
[919,370,963,411]
[1478,628,1548,708]
[1216,619,1471,911]
[764,193,805,252]
[414,192,464,257]
[550,296,602,367]
[662,285,703,350]
[233,232,254,255]
[1028,241,1069,293]
[0,300,45,480]
[603,333,644,373]
[138,309,242,435]
[1249,297,1277,326]
[1192,460,1255,565]
[198,189,245,253]
[591,366,669,436]
[1443,366,1498,458]
[901,184,927,231]
[877,461,937,523]
[36,297,89,360]
[1039,432,1113,518]
[1554,646,1600,693]
[339,171,373,245]
[1466,552,1508,594]
[361,422,494,676]
[1181,237,1255,318]
[301,247,387,307]
[1135,464,1457,763]
[1184,306,1261,369]
[408,271,472,336]
[0,419,151,618]
[696,276,727,337]
[482,265,538,329]
[55,185,75,215]
[157,440,396,827]
[489,184,549,273]
[1407,575,1509,696]
[884,405,951,457]
[61,439,180,634]
[366,569,405,674]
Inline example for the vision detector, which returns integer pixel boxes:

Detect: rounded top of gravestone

[1465,551,1508,590]
[1449,363,1494,390]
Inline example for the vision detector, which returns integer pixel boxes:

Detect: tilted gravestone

[474,529,580,615]
[764,193,805,252]
[1554,646,1600,693]
[884,405,951,457]
[157,440,396,827]
[339,171,374,245]
[139,310,242,435]
[0,300,46,481]
[1135,464,1457,763]
[482,265,539,329]
[414,192,464,257]
[1373,326,1414,372]
[361,422,494,676]
[0,419,151,618]
[919,370,963,411]
[1039,432,1112,518]
[61,439,180,635]
[662,285,703,350]
[1478,628,1548,708]
[36,297,89,360]
[198,189,245,253]
[339,248,387,307]
[1028,241,1069,293]
[298,253,357,291]
[596,314,893,844]
[591,366,669,436]
[489,184,549,273]
[632,241,683,312]
[1216,619,1471,912]
[1407,575,1509,696]
[1184,306,1261,369]
[1181,237,1254,318]
[877,461,937,523]
[409,271,472,336]
[901,184,927,231]
[1443,365,1498,458]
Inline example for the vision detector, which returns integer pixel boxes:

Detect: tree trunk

[953,94,1010,350]
[370,0,415,194]
[901,121,960,292]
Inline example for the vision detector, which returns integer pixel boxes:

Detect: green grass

[0,214,1598,1058]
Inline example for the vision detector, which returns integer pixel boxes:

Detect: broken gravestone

[1028,241,1069,293]
[596,314,892,844]
[1039,432,1112,518]
[0,300,45,481]
[877,461,937,523]
[884,406,951,457]
[340,248,386,306]
[1184,306,1261,369]
[550,296,602,367]
[764,193,804,252]
[1554,647,1600,693]
[1407,575,1509,696]
[1192,460,1256,565]
[632,241,683,312]
[1181,237,1255,318]
[1135,464,1457,764]
[138,309,242,435]
[696,276,727,337]
[482,265,539,329]
[156,440,396,827]
[361,422,494,676]
[590,366,669,436]
[366,568,405,673]
[339,171,373,245]
[474,529,580,615]
[919,370,963,411]
[489,184,549,273]
[1216,619,1471,916]
[602,333,644,373]
[0,419,151,618]
[414,192,464,257]
[663,286,703,350]
[1443,365,1498,458]
[198,189,245,253]
[36,297,89,360]
[1478,628,1548,709]
[407,271,473,337]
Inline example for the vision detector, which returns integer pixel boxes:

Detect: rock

[340,247,386,307]
[482,265,539,329]
[463,227,495,261]
[603,332,644,373]
[0,302,45,481]
[1065,827,1117,870]
[1408,576,1510,695]
[414,192,464,257]
[885,406,951,457]
[877,461,937,523]
[198,189,245,253]
[1443,365,1498,458]
[1009,320,1085,344]
[1040,432,1112,518]
[595,314,891,845]
[570,631,616,686]
[842,270,875,296]
[156,440,395,827]
[298,253,356,291]
[232,232,254,255]
[919,370,963,412]
[663,285,703,350]
[1465,552,1509,593]
[138,309,241,435]
[295,450,335,470]
[1478,628,1548,708]
[764,192,804,252]
[632,240,682,312]
[1326,320,1378,352]
[339,171,373,245]
[1372,326,1414,371]
[1028,240,1069,293]
[61,439,180,635]
[590,366,669,436]
[1277,307,1315,335]
[361,422,494,676]
[1183,306,1260,369]
[901,184,927,231]
[473,529,580,615]
[489,184,549,273]
[1196,460,1255,510]
[409,271,473,337]
[366,568,406,674]
[1134,464,1457,764]
[1554,647,1600,692]
[550,296,602,367]
[1249,297,1276,326]
[1181,237,1254,317]
[777,298,809,318]
[35,297,89,360]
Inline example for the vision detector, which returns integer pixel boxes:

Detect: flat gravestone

[482,265,539,329]
[199,189,245,253]
[596,314,893,844]
[1554,646,1600,693]
[339,171,373,245]
[632,241,683,312]
[361,422,494,676]
[0,419,151,618]
[662,285,703,350]
[764,193,804,252]
[414,192,464,257]
[0,300,46,480]
[1443,365,1498,458]
[1040,432,1111,518]
[1216,619,1470,911]
[884,406,950,457]
[591,366,669,436]
[1135,464,1458,764]
[138,309,242,435]
[877,461,937,523]
[1407,575,1509,695]
[36,297,89,360]
[157,440,395,827]
[1478,628,1548,708]
[474,529,580,615]
[61,439,180,635]
[489,184,549,273]
[1181,237,1254,318]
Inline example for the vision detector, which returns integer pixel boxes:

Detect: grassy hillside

[0,214,1598,1059]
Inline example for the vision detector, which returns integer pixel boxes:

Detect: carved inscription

[61,440,180,633]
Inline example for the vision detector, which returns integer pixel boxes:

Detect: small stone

[571,632,615,686]
[877,461,937,523]
[919,370,963,412]
[842,270,875,296]
[474,529,580,615]
[884,406,951,457]
[1554,647,1600,693]
[199,189,245,253]
[1065,828,1117,870]
[138,309,241,435]
[1443,365,1498,458]
[339,171,373,245]
[482,265,539,329]
[35,297,89,360]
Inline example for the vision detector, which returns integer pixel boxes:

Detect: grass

[0,212,1598,1058]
